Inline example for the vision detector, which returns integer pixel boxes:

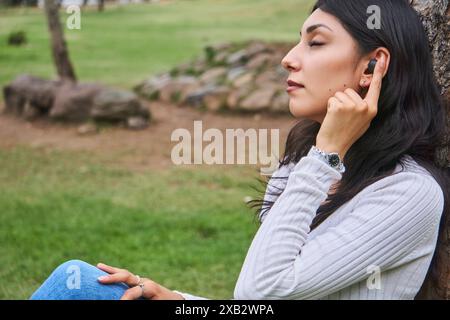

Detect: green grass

[0,146,267,299]
[0,0,315,299]
[0,0,314,92]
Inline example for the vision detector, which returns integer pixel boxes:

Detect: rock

[255,70,281,83]
[91,88,150,122]
[199,67,228,85]
[184,84,218,108]
[77,123,98,135]
[226,49,248,66]
[246,53,273,70]
[203,86,230,112]
[158,76,199,104]
[134,73,171,100]
[2,74,153,128]
[232,72,255,88]
[246,41,272,57]
[22,101,41,120]
[271,91,290,113]
[135,40,294,114]
[226,67,247,83]
[226,41,271,67]
[3,74,62,115]
[127,116,149,130]
[227,84,252,110]
[239,85,278,111]
[212,51,229,65]
[50,82,104,122]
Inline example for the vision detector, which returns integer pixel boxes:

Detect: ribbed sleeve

[233,148,444,300]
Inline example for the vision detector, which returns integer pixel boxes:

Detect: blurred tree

[98,0,104,11]
[412,0,449,300]
[44,0,77,83]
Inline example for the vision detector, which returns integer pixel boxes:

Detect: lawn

[0,146,264,299]
[0,0,313,91]
[0,0,314,299]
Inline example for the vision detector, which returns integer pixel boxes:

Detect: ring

[134,275,141,286]
[139,283,145,297]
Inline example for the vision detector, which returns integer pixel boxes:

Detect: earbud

[365,58,378,74]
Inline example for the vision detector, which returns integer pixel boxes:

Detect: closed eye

[308,41,325,47]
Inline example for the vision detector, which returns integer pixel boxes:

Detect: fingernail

[98,276,108,281]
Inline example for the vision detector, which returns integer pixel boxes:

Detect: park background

[0,0,314,299]
[2,0,448,300]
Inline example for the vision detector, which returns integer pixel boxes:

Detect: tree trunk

[44,0,77,83]
[412,0,450,300]
[98,0,104,12]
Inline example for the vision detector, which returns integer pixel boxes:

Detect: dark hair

[249,0,449,299]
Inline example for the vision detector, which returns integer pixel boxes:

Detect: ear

[359,48,390,89]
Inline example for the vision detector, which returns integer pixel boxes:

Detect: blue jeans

[30,260,131,300]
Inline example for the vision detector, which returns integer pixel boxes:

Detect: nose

[281,45,301,72]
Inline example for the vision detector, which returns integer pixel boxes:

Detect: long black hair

[249,0,449,299]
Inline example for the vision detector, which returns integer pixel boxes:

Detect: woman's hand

[96,262,185,300]
[316,57,386,160]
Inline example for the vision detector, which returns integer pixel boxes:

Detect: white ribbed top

[174,146,445,300]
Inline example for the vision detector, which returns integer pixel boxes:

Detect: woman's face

[281,9,368,123]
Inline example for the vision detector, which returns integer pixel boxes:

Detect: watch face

[328,154,340,167]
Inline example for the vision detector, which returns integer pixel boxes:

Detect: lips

[287,80,304,88]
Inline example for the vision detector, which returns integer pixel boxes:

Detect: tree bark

[98,0,104,12]
[412,0,450,300]
[44,0,77,83]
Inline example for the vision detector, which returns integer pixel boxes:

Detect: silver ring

[139,283,145,297]
[134,275,141,286]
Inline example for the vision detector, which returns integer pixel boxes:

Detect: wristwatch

[309,145,346,174]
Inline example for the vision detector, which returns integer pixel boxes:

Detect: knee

[52,259,96,279]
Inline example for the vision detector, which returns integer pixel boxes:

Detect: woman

[30,0,449,300]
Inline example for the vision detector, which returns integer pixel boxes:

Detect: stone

[91,88,150,122]
[255,70,280,83]
[22,101,42,120]
[203,86,230,112]
[77,123,98,135]
[134,73,171,100]
[227,84,252,110]
[226,67,247,83]
[127,116,149,130]
[3,74,62,115]
[199,67,228,85]
[226,49,248,66]
[184,84,218,108]
[271,91,290,113]
[50,82,104,122]
[232,72,254,88]
[134,40,294,114]
[159,76,199,104]
[239,85,277,112]
[246,53,273,70]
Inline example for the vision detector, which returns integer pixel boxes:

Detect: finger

[327,97,343,110]
[335,91,356,107]
[120,286,143,300]
[98,272,137,286]
[364,58,385,108]
[96,263,122,274]
[344,88,363,102]
[344,88,368,109]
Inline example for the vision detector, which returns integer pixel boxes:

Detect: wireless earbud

[365,58,378,74]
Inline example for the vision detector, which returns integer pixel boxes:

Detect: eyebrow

[299,23,333,36]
